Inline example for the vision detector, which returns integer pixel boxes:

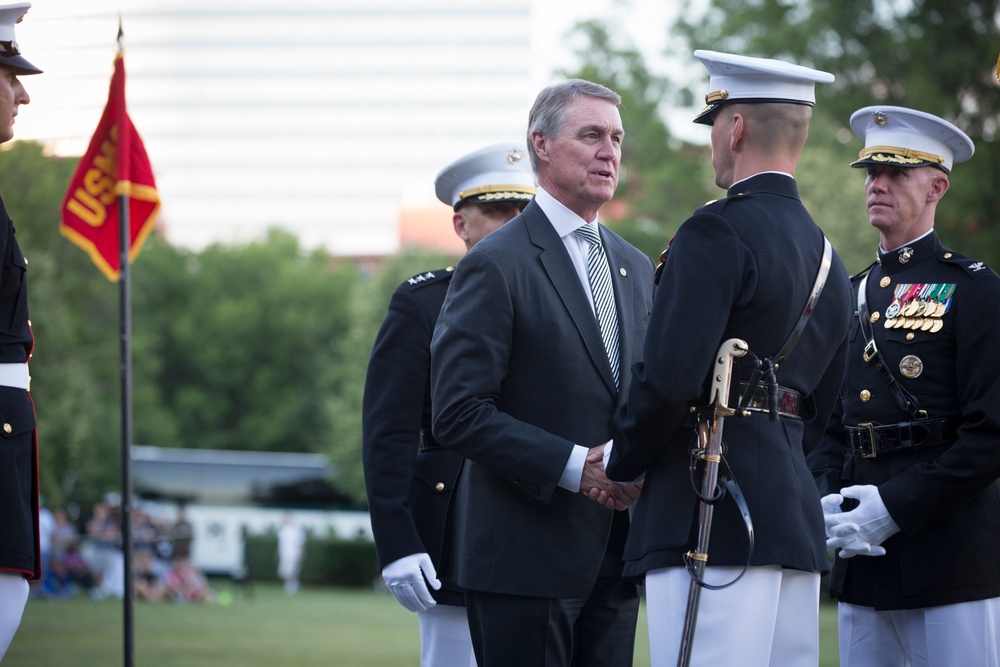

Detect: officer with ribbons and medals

[607,50,853,666]
[809,107,1000,666]
[0,2,41,661]
[362,143,535,667]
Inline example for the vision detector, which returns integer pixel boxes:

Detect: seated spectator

[134,551,167,603]
[165,556,215,604]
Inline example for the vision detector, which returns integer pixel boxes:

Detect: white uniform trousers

[839,597,1000,667]
[418,603,477,667]
[0,573,29,660]
[645,564,820,667]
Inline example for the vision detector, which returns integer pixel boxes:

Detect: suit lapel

[523,202,619,396]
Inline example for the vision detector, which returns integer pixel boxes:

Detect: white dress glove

[822,486,899,559]
[381,552,441,613]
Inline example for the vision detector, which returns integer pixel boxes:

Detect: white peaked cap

[692,49,834,125]
[434,143,537,209]
[849,105,974,173]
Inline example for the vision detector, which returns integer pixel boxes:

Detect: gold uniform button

[2,423,11,434]
[943,252,953,259]
[434,482,445,492]
[879,276,891,288]
[860,390,871,403]
[906,332,915,340]
[870,312,880,324]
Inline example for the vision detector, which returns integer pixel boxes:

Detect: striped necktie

[574,223,620,388]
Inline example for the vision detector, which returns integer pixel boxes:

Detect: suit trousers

[645,565,820,667]
[418,603,477,667]
[838,598,1000,667]
[0,573,28,660]
[464,574,638,667]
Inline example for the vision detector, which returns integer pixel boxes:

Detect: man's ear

[927,172,950,203]
[453,210,470,243]
[730,113,745,152]
[530,130,548,164]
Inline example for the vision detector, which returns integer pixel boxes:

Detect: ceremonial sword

[677,337,748,667]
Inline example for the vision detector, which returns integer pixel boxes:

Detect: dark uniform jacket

[430,200,654,599]
[362,267,464,606]
[0,195,39,581]
[808,230,1000,610]
[609,172,853,579]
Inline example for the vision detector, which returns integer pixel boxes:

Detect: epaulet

[849,261,878,283]
[399,267,454,290]
[697,192,749,213]
[938,249,995,277]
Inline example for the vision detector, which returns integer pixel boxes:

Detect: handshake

[582,443,642,511]
[821,485,900,559]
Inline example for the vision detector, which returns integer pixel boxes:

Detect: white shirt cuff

[558,445,589,493]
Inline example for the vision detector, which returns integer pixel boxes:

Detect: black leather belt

[845,418,959,458]
[418,430,446,452]
[739,382,801,419]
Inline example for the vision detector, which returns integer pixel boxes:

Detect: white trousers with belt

[645,564,820,667]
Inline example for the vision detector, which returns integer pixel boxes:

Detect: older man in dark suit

[430,79,654,667]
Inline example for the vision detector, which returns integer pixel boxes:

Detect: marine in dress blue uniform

[361,143,535,667]
[607,51,853,666]
[808,106,1000,667]
[0,2,41,661]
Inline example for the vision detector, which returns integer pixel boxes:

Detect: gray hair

[526,79,622,172]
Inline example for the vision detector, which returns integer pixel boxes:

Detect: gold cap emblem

[507,149,523,165]
[874,111,888,126]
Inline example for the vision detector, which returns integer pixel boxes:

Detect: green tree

[132,229,358,455]
[674,0,1000,266]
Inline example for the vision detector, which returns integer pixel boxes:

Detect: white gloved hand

[825,522,887,559]
[381,552,441,613]
[823,485,900,550]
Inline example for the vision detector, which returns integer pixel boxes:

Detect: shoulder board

[849,261,877,283]
[399,267,454,290]
[938,250,995,277]
[696,191,754,214]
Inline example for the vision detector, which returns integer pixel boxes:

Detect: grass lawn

[7,581,840,666]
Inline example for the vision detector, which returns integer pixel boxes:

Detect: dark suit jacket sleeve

[361,285,433,568]
[430,249,575,504]
[608,213,749,482]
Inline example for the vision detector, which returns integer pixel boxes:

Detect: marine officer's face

[0,64,28,144]
[532,95,623,221]
[865,164,949,242]
[454,201,524,250]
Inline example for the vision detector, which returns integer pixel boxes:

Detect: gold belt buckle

[858,422,877,458]
[863,340,878,363]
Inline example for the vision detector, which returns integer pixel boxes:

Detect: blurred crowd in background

[34,499,215,604]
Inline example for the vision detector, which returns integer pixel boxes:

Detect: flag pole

[117,20,136,667]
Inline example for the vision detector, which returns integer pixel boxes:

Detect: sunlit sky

[11,0,699,256]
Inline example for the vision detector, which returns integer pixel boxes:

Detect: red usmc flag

[60,51,159,281]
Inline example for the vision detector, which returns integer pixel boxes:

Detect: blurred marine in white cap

[811,105,1000,667]
[362,143,533,667]
[0,1,40,661]
[606,49,853,667]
